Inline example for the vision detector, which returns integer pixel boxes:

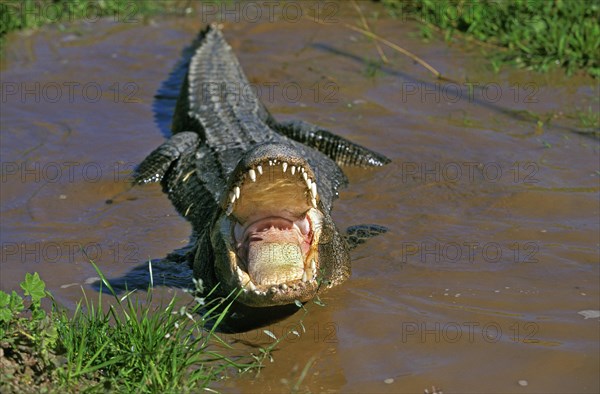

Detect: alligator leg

[134,131,199,184]
[345,224,388,250]
[269,119,391,167]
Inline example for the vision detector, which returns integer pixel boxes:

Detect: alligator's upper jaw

[215,156,324,306]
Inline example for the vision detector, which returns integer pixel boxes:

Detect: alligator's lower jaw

[219,207,323,300]
[238,279,320,306]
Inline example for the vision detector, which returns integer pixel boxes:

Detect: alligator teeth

[280,284,288,291]
[249,169,256,182]
[253,290,261,295]
[229,192,236,204]
[301,167,305,174]
[247,281,256,291]
[302,271,308,282]
[268,160,273,166]
[226,204,233,216]
[306,178,312,189]
[302,172,308,182]
[236,267,245,283]
[310,259,316,273]
[291,166,296,175]
[234,186,240,199]
[282,162,288,173]
[311,183,317,198]
[311,198,317,208]
[257,165,263,175]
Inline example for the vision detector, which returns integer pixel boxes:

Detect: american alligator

[135,25,389,307]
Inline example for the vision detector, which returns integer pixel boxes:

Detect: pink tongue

[245,217,293,238]
[237,216,310,244]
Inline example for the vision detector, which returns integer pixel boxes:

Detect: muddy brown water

[1,2,598,393]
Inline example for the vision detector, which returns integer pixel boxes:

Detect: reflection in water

[95,244,302,332]
[312,42,593,136]
[91,246,196,294]
[152,31,206,138]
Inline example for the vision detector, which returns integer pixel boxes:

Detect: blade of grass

[351,0,389,64]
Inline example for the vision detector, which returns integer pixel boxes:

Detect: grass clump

[0,0,191,47]
[0,265,259,393]
[381,0,600,77]
[0,0,152,33]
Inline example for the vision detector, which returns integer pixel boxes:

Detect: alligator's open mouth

[216,158,323,300]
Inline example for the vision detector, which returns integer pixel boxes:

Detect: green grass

[4,1,598,78]
[0,264,263,393]
[0,0,190,49]
[573,105,600,129]
[0,0,141,32]
[381,0,600,77]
